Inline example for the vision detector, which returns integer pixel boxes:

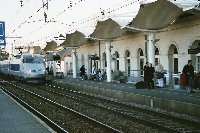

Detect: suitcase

[135,81,146,89]
[179,73,185,86]
[83,74,88,80]
[189,77,200,89]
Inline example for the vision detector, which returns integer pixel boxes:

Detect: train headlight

[28,69,36,72]
[38,69,45,72]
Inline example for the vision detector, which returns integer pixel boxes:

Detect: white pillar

[148,32,155,66]
[64,57,67,78]
[106,42,112,82]
[72,49,77,78]
[53,61,56,77]
[85,55,89,76]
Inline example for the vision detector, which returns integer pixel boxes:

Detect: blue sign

[0,21,6,46]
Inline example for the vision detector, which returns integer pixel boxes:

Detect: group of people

[80,59,198,92]
[79,64,104,81]
[143,60,164,89]
[143,59,197,92]
[91,64,104,81]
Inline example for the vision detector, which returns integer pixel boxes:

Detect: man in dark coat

[80,65,86,80]
[182,60,194,92]
[143,62,150,88]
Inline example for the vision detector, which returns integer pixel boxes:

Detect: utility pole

[42,0,49,22]
[20,0,23,7]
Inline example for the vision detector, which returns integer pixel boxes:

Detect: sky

[0,0,199,52]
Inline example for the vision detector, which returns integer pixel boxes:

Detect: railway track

[41,83,200,133]
[0,81,122,133]
[1,80,200,133]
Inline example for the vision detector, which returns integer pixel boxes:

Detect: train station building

[41,0,200,89]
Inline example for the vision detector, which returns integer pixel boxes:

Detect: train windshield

[23,55,44,63]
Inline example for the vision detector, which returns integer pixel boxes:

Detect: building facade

[63,13,200,87]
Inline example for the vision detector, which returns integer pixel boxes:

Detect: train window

[21,55,44,63]
[34,57,44,63]
[23,58,34,63]
[15,55,21,59]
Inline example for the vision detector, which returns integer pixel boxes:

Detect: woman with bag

[155,60,164,88]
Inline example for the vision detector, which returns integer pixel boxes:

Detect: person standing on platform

[143,62,150,88]
[80,65,86,80]
[182,60,195,92]
[149,63,155,88]
[155,60,164,88]
[144,62,155,88]
[91,64,97,80]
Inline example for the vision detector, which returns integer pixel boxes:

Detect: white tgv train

[0,54,46,82]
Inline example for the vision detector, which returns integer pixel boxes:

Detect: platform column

[53,61,56,77]
[148,32,155,66]
[64,57,67,78]
[72,49,77,78]
[106,41,112,82]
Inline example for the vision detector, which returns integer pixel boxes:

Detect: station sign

[188,48,200,54]
[0,21,6,46]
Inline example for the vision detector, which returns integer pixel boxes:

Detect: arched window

[168,44,178,74]
[125,50,130,76]
[190,40,200,72]
[173,47,178,74]
[114,51,119,71]
[140,50,143,56]
[155,47,159,55]
[81,54,85,66]
[102,52,107,68]
[197,43,200,72]
[139,49,144,75]
[155,46,159,63]
[174,47,178,54]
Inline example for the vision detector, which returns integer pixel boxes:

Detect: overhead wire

[21,0,89,41]
[9,0,200,44]
[6,0,30,36]
[10,0,141,43]
[33,0,141,43]
[7,0,50,37]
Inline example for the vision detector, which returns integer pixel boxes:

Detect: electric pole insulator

[20,0,23,7]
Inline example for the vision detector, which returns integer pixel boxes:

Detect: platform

[0,89,54,133]
[52,76,200,118]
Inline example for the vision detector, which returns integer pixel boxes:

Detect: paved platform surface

[0,89,53,133]
[54,77,200,105]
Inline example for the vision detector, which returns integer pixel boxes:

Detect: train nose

[29,70,36,72]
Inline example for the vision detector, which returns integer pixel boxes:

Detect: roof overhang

[129,0,183,30]
[61,31,87,48]
[43,40,58,52]
[89,18,125,40]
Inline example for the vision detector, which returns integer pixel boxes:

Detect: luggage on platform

[189,77,200,89]
[179,73,185,86]
[135,81,146,89]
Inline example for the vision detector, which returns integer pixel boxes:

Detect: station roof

[129,0,183,30]
[60,30,87,48]
[32,46,45,55]
[52,0,200,50]
[56,48,72,60]
[43,40,58,52]
[44,52,54,61]
[89,18,125,40]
